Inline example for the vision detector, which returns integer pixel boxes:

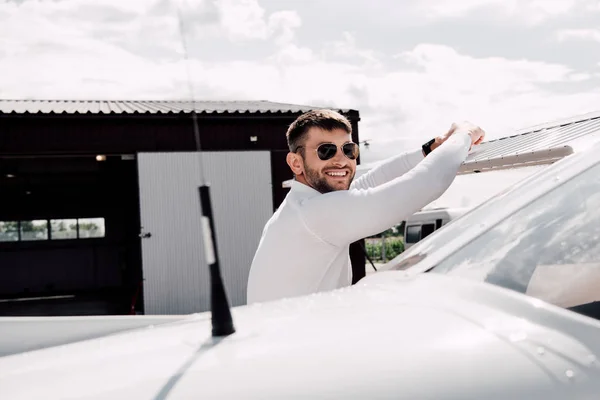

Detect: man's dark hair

[286,109,352,154]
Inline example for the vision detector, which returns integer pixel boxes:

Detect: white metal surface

[459,145,573,174]
[201,151,274,308]
[1,273,600,399]
[0,315,185,357]
[137,151,273,314]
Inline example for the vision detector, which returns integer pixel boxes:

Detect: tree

[79,222,99,232]
[1,221,19,231]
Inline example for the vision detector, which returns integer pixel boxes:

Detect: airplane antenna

[176,2,235,337]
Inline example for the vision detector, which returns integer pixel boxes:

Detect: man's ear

[286,152,304,176]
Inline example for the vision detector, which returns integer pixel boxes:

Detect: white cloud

[321,32,384,70]
[417,0,504,19]
[417,0,581,25]
[243,41,598,162]
[0,0,182,98]
[588,0,600,11]
[267,11,302,46]
[215,0,269,40]
[214,0,301,43]
[1,0,599,165]
[557,28,600,43]
[269,43,314,65]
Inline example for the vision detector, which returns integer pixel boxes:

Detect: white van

[404,207,470,249]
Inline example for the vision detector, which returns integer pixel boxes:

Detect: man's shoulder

[265,198,298,227]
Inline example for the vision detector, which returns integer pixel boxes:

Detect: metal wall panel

[137,151,273,315]
[201,152,274,307]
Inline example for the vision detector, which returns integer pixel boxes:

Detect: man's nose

[331,150,346,166]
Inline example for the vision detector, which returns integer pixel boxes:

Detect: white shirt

[246,131,472,304]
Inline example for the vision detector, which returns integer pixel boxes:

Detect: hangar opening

[0,154,142,316]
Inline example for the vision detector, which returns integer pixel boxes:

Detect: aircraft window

[405,225,421,243]
[421,223,435,239]
[429,162,600,318]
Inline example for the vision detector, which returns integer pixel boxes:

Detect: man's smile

[325,169,349,177]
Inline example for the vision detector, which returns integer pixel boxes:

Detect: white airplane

[3,128,600,399]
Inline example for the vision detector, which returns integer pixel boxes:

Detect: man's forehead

[305,127,351,143]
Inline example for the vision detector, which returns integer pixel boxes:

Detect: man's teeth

[326,171,346,177]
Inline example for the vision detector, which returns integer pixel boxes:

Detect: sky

[1,0,599,167]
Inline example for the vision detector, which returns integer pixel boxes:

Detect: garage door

[137,151,273,315]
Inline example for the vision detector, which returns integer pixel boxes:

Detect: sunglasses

[297,142,360,161]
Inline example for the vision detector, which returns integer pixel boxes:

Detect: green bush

[365,237,404,262]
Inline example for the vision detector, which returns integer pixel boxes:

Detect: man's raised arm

[351,131,452,190]
[350,147,425,191]
[297,125,482,247]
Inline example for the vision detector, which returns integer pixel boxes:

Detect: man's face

[298,127,357,193]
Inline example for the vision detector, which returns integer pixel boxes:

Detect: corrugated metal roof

[464,109,600,165]
[0,99,354,115]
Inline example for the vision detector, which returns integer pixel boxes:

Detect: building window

[0,217,106,242]
[50,219,78,240]
[0,221,19,242]
[78,218,105,239]
[20,220,49,241]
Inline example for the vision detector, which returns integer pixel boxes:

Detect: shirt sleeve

[298,131,472,247]
[351,147,425,191]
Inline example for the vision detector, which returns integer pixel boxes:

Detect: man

[246,109,485,304]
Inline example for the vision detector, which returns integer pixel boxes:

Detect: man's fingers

[447,121,485,147]
[446,123,458,136]
[474,129,485,145]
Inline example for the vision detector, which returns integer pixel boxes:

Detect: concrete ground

[365,262,386,277]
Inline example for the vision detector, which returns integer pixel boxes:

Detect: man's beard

[303,162,354,194]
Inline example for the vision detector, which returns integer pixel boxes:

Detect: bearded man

[246,109,485,304]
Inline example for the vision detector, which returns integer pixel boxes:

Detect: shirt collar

[290,180,321,197]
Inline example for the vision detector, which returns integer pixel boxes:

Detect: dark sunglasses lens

[343,143,359,159]
[317,144,338,160]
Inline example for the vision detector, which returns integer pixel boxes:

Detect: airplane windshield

[387,149,591,272]
[428,160,600,318]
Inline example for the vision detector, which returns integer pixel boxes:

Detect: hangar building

[0,100,363,316]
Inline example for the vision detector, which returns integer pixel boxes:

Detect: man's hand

[426,121,486,154]
[443,121,485,149]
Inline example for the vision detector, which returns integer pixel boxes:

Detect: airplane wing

[458,145,574,174]
[459,110,600,174]
[0,314,190,357]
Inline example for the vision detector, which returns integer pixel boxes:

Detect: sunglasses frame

[296,142,360,161]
